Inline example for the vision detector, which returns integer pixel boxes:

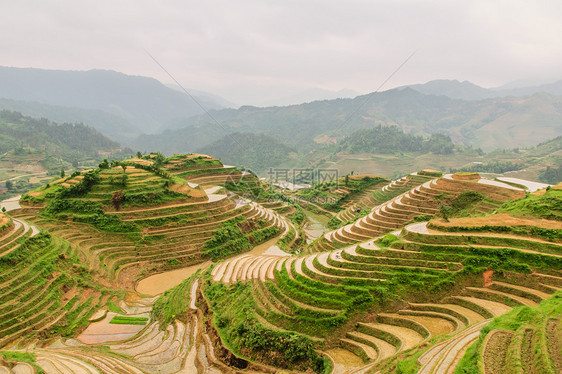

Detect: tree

[60,168,65,178]
[111,190,125,211]
[5,180,13,191]
[136,151,143,158]
[98,159,109,169]
[440,205,452,222]
[153,152,165,167]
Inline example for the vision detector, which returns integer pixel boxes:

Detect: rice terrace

[0,151,560,374]
[1,2,562,372]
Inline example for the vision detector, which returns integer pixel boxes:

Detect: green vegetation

[203,279,329,373]
[204,216,280,260]
[297,175,387,212]
[0,110,132,174]
[439,191,486,218]
[109,316,148,325]
[0,351,44,373]
[454,291,562,374]
[450,160,526,174]
[539,165,562,184]
[336,126,455,154]
[499,188,561,221]
[199,132,295,173]
[152,274,196,327]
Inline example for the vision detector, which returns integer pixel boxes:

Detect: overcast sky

[1,0,561,105]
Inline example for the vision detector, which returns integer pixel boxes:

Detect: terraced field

[317,173,523,252]
[0,165,560,374]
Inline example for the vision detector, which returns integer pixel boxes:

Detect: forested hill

[135,88,562,153]
[198,132,295,173]
[335,126,455,154]
[0,110,132,170]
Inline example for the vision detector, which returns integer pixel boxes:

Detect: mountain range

[0,66,561,155]
[403,79,562,100]
[0,66,227,141]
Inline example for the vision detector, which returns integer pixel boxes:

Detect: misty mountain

[0,98,138,142]
[0,66,226,136]
[133,87,562,153]
[254,87,359,108]
[404,79,562,100]
[404,80,494,100]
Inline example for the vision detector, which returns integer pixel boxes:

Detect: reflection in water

[303,211,328,243]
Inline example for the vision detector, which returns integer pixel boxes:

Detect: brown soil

[28,191,45,197]
[129,158,154,166]
[169,183,207,198]
[452,172,480,180]
[521,328,535,373]
[432,213,562,230]
[324,348,363,370]
[483,330,512,374]
[0,214,9,226]
[125,166,141,173]
[483,270,494,288]
[314,135,337,144]
[546,319,562,373]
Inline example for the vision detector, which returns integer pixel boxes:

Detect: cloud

[1,0,561,104]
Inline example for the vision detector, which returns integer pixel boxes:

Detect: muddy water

[136,236,287,296]
[136,261,211,296]
[303,211,328,243]
[0,195,21,212]
[325,348,363,374]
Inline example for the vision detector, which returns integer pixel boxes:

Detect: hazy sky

[2,0,561,105]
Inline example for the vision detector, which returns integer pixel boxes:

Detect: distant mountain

[165,85,237,109]
[133,88,562,153]
[0,98,138,142]
[404,79,562,101]
[255,87,359,108]
[403,80,494,100]
[0,66,226,137]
